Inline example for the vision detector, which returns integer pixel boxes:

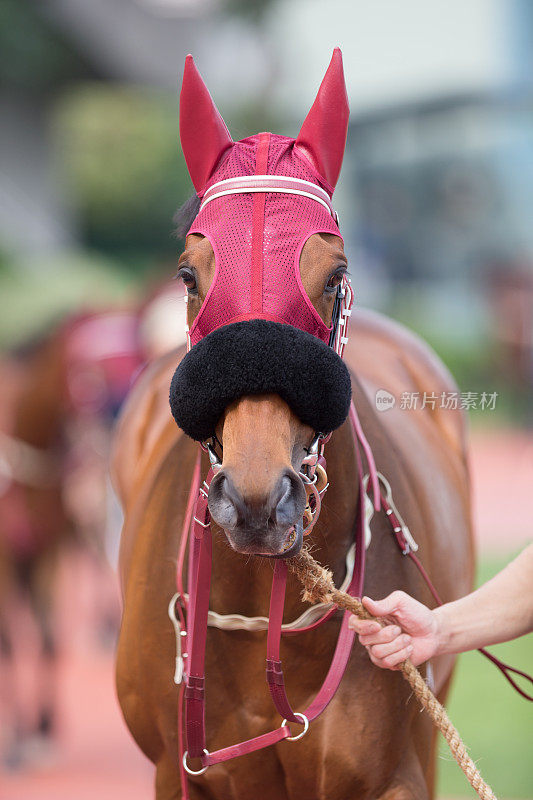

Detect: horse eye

[325,269,346,294]
[178,267,198,294]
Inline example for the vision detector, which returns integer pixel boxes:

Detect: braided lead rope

[288,549,498,800]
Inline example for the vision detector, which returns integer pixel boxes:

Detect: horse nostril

[208,471,241,530]
[272,470,306,529]
[209,468,306,543]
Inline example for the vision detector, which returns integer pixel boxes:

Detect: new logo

[375,389,396,412]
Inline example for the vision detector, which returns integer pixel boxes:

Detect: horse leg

[376,743,430,800]
[155,754,210,800]
[27,553,59,742]
[155,755,180,800]
[0,552,27,769]
[0,609,24,768]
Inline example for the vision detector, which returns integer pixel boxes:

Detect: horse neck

[208,421,359,620]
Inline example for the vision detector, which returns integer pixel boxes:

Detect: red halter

[174,406,533,794]
[175,401,380,788]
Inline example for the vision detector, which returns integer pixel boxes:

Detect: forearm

[435,544,533,655]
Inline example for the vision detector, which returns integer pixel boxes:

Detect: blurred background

[0,0,531,797]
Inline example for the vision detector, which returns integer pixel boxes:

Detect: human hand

[348,591,440,669]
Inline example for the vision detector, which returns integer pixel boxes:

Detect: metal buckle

[182,749,209,775]
[375,472,418,553]
[305,434,321,456]
[167,593,185,684]
[206,443,221,469]
[201,438,222,470]
[301,434,320,474]
[281,712,309,741]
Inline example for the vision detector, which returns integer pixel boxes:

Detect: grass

[437,554,533,798]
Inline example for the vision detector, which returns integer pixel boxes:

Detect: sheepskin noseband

[169,319,352,442]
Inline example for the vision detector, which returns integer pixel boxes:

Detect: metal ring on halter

[304,433,321,456]
[281,712,309,741]
[300,475,322,536]
[300,453,319,470]
[201,439,222,470]
[182,749,209,775]
[314,463,328,492]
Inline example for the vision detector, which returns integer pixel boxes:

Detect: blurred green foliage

[0,251,136,348]
[437,554,533,798]
[53,84,286,267]
[54,85,192,264]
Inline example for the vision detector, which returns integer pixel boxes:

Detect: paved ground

[470,428,533,554]
[2,653,154,799]
[2,551,155,799]
[2,427,531,799]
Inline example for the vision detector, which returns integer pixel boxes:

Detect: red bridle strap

[199,174,338,222]
[176,402,533,798]
[265,428,367,723]
[180,401,374,775]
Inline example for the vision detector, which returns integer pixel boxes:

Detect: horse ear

[179,55,234,194]
[295,48,349,191]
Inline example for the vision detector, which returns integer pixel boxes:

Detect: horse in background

[0,308,142,768]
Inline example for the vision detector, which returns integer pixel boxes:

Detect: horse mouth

[282,526,298,551]
[222,521,303,559]
[261,521,303,560]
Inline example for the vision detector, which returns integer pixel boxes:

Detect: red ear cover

[295,48,349,191]
[179,55,234,194]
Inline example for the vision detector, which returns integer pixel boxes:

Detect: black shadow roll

[169,319,352,442]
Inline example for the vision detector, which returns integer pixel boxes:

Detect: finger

[348,617,382,634]
[362,592,406,617]
[370,634,411,660]
[368,644,413,671]
[379,644,414,670]
[358,625,401,647]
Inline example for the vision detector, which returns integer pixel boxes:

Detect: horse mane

[173,194,201,239]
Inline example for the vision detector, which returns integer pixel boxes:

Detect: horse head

[170,50,353,557]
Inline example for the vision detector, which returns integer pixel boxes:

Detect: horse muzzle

[207,466,306,557]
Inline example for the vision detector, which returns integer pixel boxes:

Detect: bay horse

[0,309,141,767]
[113,50,474,799]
